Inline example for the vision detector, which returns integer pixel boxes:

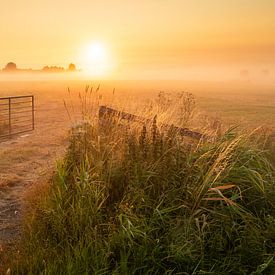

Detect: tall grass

[9,90,275,274]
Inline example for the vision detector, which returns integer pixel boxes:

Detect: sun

[86,43,107,62]
[81,42,112,77]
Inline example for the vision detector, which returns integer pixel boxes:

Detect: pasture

[1,79,275,127]
[0,79,274,273]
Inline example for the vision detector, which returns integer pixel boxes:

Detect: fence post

[32,95,35,130]
[8,98,11,135]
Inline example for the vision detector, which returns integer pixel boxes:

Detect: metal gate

[0,95,34,139]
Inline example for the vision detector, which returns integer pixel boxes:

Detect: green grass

[8,91,275,274]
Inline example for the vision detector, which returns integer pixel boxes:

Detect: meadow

[0,79,275,274]
[1,79,275,127]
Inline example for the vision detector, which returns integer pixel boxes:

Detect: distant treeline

[1,62,78,73]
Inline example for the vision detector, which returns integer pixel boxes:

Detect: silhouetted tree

[3,62,17,71]
[68,63,76,71]
[42,66,65,72]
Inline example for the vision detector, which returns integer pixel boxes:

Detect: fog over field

[1,76,275,129]
[1,1,275,273]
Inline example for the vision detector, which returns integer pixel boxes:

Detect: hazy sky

[1,0,275,79]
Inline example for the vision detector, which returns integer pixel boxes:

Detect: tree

[4,62,17,71]
[68,63,76,72]
[42,66,64,72]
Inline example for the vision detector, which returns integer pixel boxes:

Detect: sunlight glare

[81,42,112,77]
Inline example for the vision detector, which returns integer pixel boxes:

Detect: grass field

[0,79,275,273]
[1,79,275,128]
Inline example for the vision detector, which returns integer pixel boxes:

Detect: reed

[10,89,275,274]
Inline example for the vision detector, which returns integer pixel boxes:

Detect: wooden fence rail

[99,106,206,140]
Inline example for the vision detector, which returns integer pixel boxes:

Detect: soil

[0,93,71,266]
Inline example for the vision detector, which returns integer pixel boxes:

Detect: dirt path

[0,97,71,251]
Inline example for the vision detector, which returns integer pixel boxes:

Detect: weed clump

[12,92,275,274]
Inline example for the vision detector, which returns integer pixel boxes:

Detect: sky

[1,0,275,80]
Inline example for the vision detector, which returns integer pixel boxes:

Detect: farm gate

[0,95,35,139]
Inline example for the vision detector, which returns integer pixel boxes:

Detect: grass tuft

[9,90,275,274]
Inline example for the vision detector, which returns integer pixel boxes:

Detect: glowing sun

[81,42,112,77]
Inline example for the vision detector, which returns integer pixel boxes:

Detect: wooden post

[98,105,207,140]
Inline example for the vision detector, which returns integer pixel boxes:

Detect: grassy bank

[9,92,275,274]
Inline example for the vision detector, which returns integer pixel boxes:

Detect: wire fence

[0,95,35,139]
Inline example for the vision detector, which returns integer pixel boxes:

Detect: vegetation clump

[12,92,275,274]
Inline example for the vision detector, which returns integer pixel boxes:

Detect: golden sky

[1,0,275,79]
